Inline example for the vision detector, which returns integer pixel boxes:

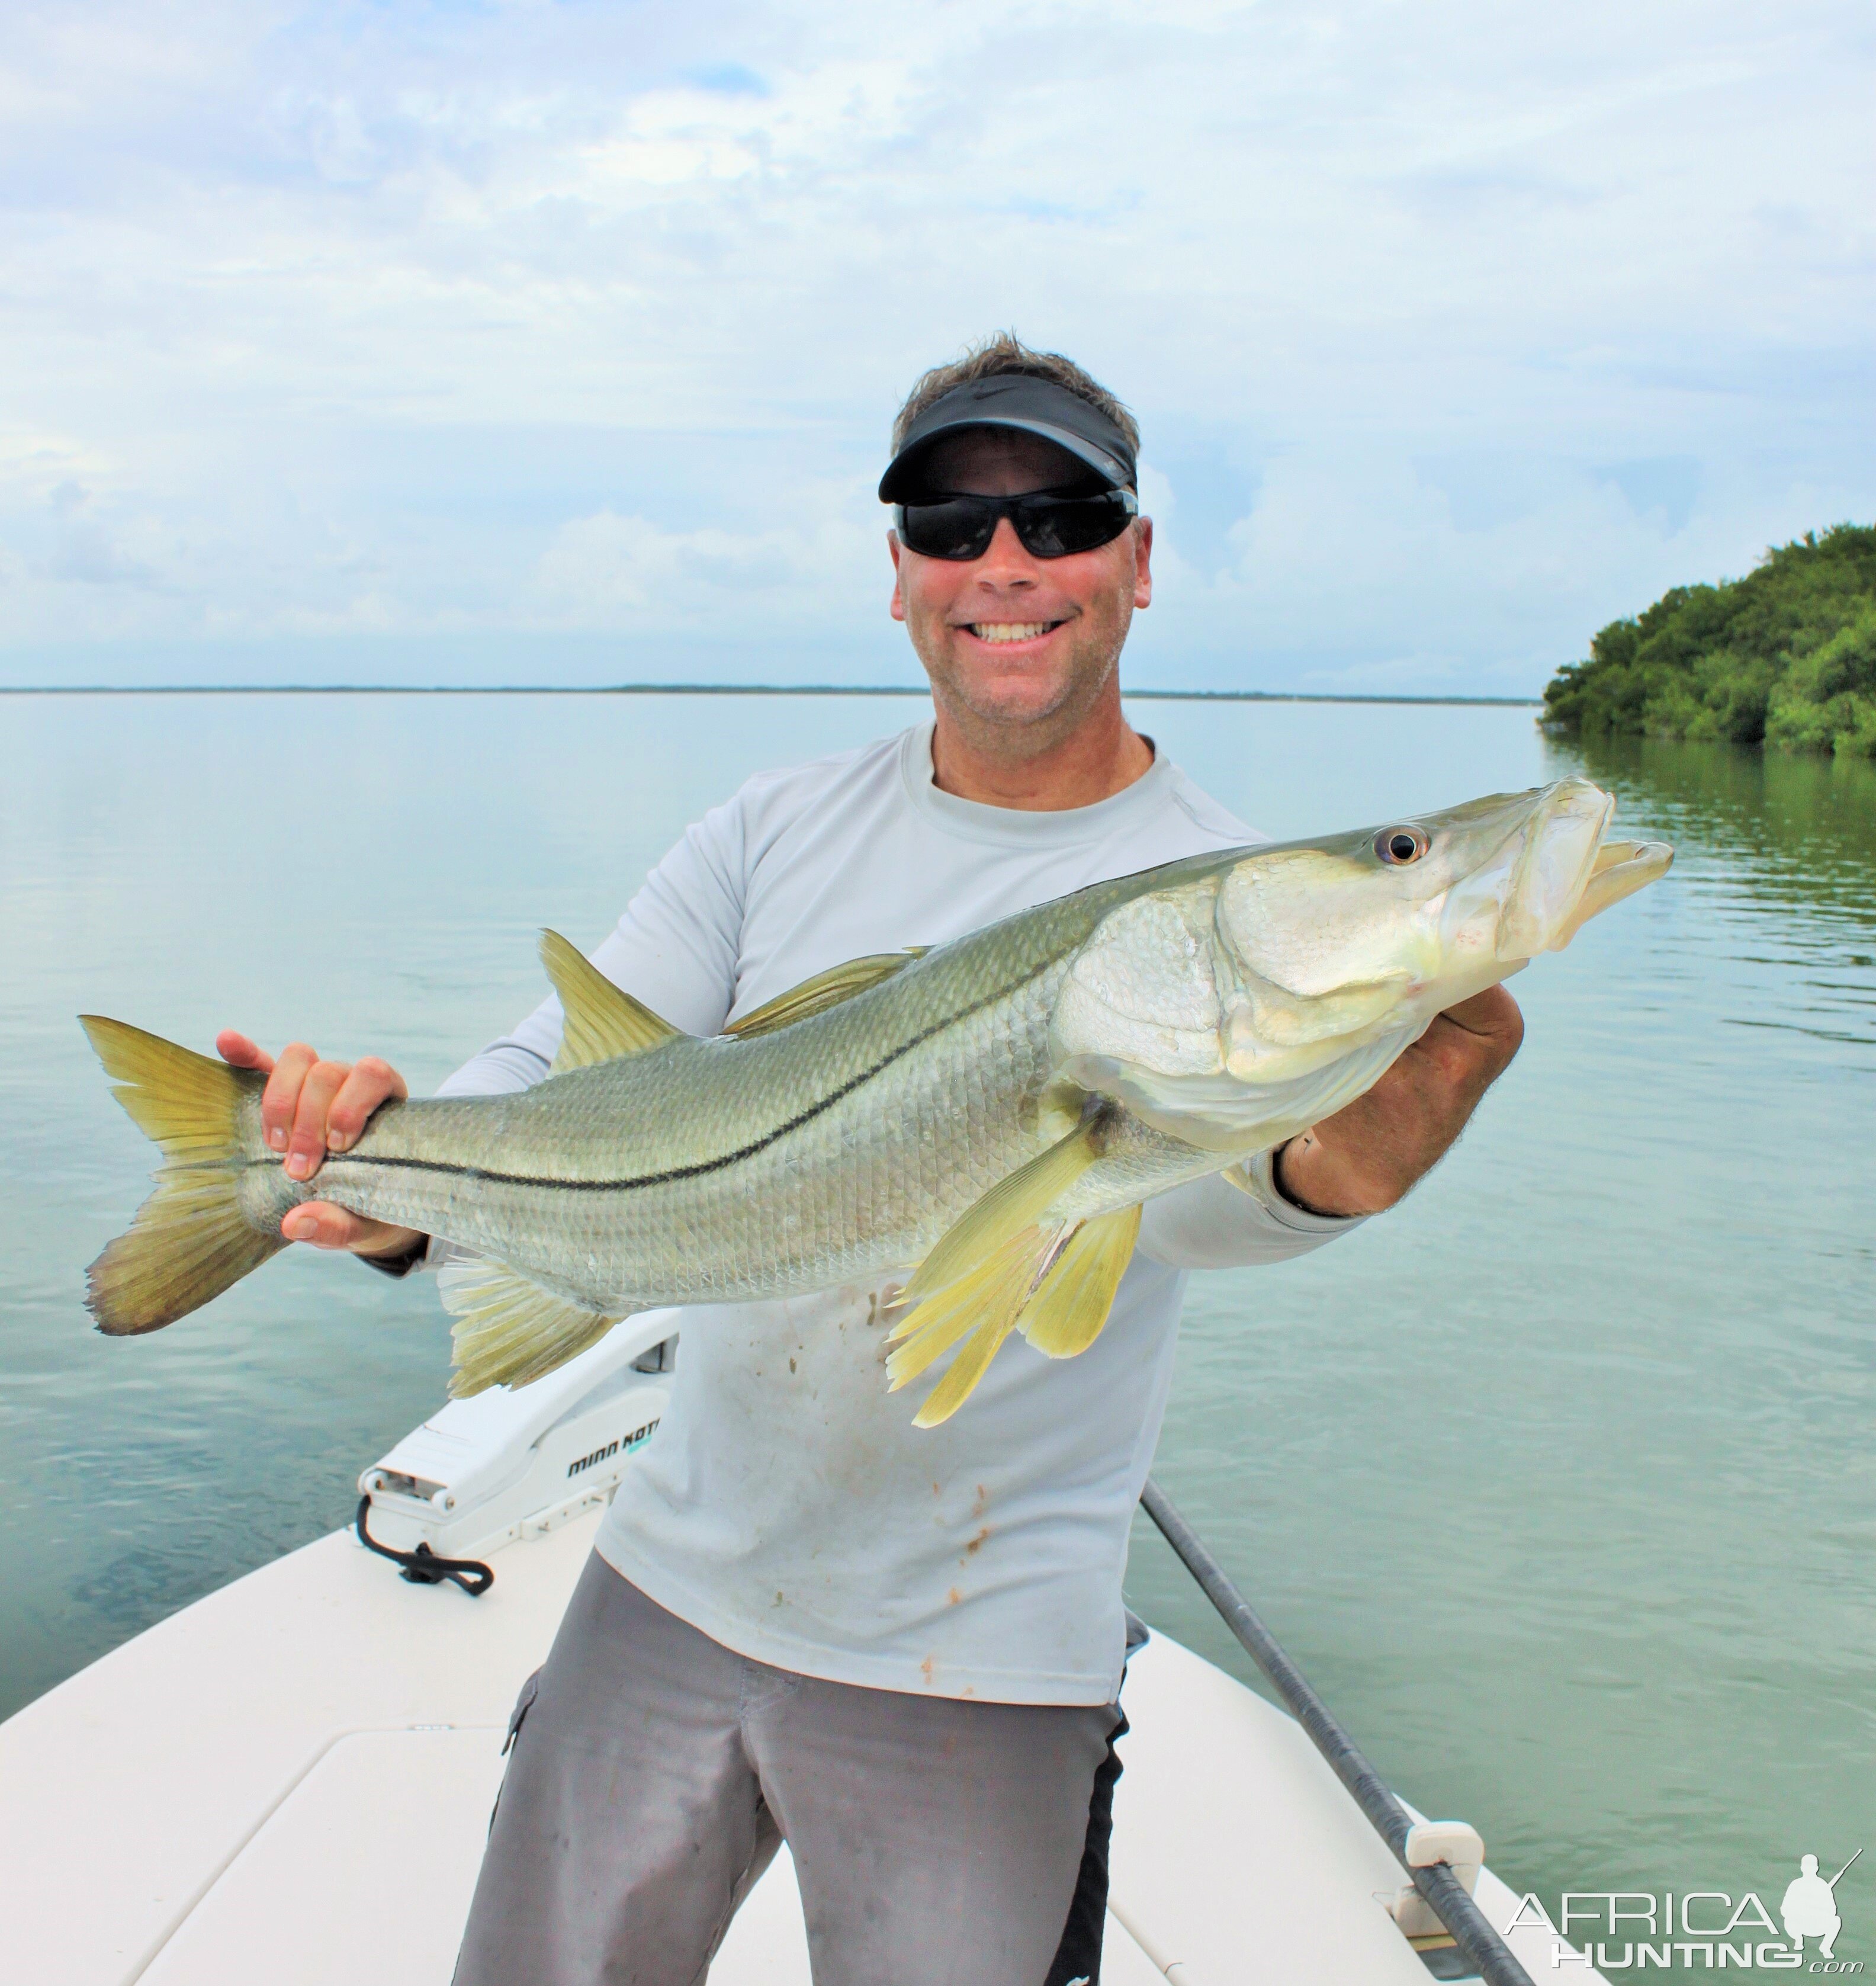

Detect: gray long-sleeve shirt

[439,724,1358,1703]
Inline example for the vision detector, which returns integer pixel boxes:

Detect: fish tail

[80,1016,284,1334]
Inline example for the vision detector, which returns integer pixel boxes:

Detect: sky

[1,0,1871,693]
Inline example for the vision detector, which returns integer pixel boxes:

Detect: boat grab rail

[1139,1476,1536,1986]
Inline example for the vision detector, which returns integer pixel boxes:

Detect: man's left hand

[1272,986,1524,1218]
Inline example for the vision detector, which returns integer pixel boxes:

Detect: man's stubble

[911,559,1139,768]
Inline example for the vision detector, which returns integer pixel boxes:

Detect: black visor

[879,374,1136,503]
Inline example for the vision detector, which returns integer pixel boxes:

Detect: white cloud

[0,0,1868,684]
[532,499,879,629]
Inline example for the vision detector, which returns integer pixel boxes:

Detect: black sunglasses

[893,486,1139,562]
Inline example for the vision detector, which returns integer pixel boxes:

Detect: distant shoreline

[0,683,1541,708]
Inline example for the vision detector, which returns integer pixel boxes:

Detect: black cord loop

[355,1493,494,1597]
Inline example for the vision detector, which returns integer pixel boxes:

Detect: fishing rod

[1139,1477,1537,1986]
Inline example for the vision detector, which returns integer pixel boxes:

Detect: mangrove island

[1541,523,1876,756]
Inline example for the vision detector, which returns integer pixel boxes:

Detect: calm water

[2,695,1870,1968]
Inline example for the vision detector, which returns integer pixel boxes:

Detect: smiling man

[223,335,1521,1985]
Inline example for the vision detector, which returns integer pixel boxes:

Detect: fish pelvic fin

[440,1256,640,1395]
[724,948,927,1039]
[80,1015,284,1335]
[1016,1204,1141,1359]
[539,931,683,1073]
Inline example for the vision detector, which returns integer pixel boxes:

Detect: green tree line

[1541,524,1876,756]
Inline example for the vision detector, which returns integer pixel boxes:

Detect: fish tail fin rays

[86,1175,285,1337]
[1016,1204,1141,1359]
[440,1256,640,1395]
[885,1199,1142,1426]
[80,1016,285,1334]
[1547,839,1675,951]
[539,931,683,1073]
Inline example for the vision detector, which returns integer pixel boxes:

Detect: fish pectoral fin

[539,931,684,1073]
[439,1256,639,1395]
[886,1224,1057,1361]
[1016,1204,1140,1359]
[898,1115,1106,1310]
[884,1203,1141,1426]
[724,948,929,1039]
[886,1223,1065,1426]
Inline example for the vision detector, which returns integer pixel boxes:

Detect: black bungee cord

[354,1493,494,1597]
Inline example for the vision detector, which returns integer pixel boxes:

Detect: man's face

[888,429,1152,750]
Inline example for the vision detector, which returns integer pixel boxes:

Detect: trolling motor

[355,1308,680,1594]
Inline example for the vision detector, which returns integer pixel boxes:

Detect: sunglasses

[892,486,1139,562]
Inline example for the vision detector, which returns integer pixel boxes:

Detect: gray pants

[454,1554,1120,1986]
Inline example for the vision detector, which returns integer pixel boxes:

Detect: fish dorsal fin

[539,931,682,1073]
[438,1255,642,1396]
[725,949,927,1041]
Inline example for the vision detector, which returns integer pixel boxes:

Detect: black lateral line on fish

[272,953,1061,1196]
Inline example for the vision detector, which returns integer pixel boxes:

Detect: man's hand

[216,1031,423,1258]
[1272,986,1524,1218]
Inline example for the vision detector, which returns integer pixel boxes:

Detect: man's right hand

[216,1031,424,1259]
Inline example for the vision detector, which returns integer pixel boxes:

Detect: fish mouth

[1546,836,1674,948]
[1495,779,1614,961]
[1430,779,1621,970]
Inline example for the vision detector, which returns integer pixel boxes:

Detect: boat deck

[1,1501,1579,1982]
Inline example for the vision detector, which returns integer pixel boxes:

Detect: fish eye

[1374,826,1429,865]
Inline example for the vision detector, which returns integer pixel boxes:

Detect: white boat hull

[0,1333,1594,1982]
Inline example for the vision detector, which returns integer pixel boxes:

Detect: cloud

[532,499,878,629]
[44,524,158,589]
[0,0,1868,685]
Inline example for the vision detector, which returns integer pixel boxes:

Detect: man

[219,336,1521,1984]
[1780,1855,1844,1961]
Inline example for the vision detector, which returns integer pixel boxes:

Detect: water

[2,694,1870,1968]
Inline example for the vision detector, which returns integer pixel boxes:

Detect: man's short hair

[891,333,1141,458]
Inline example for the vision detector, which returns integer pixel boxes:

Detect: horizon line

[0,682,1544,708]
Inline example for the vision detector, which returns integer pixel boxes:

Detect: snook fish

[82,778,1670,1426]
